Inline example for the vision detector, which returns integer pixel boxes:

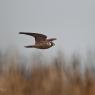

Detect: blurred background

[0,0,95,95]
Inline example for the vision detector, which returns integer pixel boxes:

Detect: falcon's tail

[24,45,35,48]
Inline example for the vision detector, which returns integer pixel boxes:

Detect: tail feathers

[24,45,35,48]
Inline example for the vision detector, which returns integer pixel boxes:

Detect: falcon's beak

[52,42,55,46]
[50,42,55,46]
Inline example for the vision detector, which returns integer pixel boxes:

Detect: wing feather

[19,32,47,43]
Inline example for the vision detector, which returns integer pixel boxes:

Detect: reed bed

[0,50,95,95]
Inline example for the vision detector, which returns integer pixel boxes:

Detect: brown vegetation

[0,50,95,95]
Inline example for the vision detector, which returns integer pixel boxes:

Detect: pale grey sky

[0,0,95,56]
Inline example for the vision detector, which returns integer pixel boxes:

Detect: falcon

[19,32,56,49]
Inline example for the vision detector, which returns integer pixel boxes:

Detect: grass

[0,50,95,95]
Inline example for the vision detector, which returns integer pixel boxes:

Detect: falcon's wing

[19,32,47,43]
[47,38,57,41]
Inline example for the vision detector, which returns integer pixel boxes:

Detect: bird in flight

[19,32,56,49]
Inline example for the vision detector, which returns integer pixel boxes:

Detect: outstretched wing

[19,32,47,43]
[47,38,57,41]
